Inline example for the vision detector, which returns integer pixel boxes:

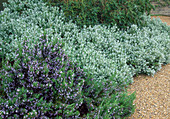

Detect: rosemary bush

[44,0,154,29]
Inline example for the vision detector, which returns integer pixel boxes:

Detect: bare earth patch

[127,16,170,119]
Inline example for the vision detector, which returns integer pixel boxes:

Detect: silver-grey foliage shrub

[0,0,75,60]
[120,23,170,75]
[63,25,134,91]
[63,18,170,84]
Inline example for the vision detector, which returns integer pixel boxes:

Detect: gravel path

[127,64,169,119]
[127,16,170,119]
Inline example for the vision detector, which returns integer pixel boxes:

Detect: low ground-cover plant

[119,22,170,75]
[0,34,135,118]
[63,17,169,83]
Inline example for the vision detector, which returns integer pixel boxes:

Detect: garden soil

[127,16,170,119]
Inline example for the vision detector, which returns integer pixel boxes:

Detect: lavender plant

[0,34,87,118]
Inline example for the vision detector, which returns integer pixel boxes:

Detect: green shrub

[151,0,170,8]
[44,0,154,29]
